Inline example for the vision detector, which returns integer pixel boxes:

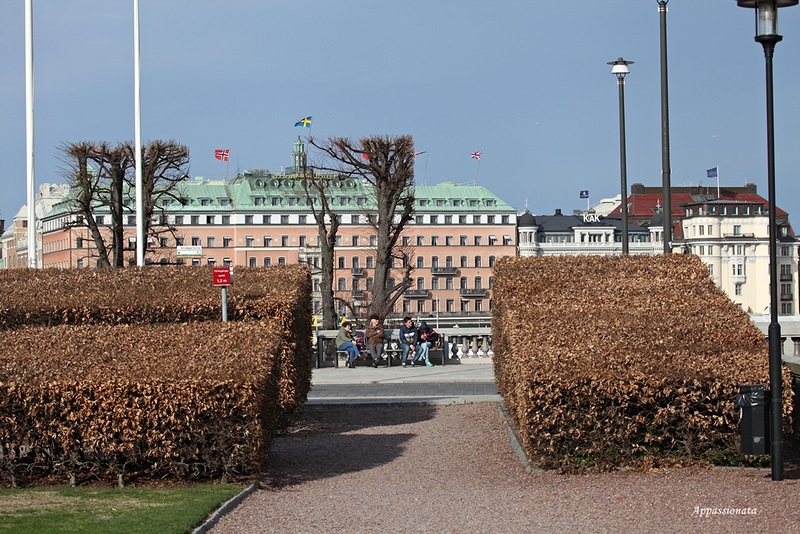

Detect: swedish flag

[294,116,312,128]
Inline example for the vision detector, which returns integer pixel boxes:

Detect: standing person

[335,321,360,369]
[414,320,436,367]
[399,316,418,368]
[365,314,385,368]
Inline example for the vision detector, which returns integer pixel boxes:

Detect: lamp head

[737,0,798,39]
[608,57,634,80]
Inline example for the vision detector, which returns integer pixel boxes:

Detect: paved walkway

[307,358,499,404]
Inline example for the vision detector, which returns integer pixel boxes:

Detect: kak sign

[212,267,232,287]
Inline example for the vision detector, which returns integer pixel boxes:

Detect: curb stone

[191,482,259,534]
[497,403,539,473]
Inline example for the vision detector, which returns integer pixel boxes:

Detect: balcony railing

[405,289,431,298]
[432,266,459,275]
[351,267,366,276]
[460,288,488,297]
[351,289,366,298]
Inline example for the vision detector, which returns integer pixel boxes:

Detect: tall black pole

[617,76,629,255]
[759,33,784,481]
[658,0,672,253]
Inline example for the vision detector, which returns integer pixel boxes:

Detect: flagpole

[717,165,720,198]
[25,0,36,268]
[474,158,480,184]
[133,0,144,267]
[423,152,429,186]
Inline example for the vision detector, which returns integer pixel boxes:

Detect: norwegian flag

[470,151,481,160]
[214,149,230,162]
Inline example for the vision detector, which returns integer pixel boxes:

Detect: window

[402,236,410,246]
[431,256,439,268]
[206,215,215,225]
[444,215,452,224]
[207,236,215,248]
[489,256,496,267]
[475,276,482,289]
[175,215,184,225]
[417,277,425,290]
[460,300,470,313]
[446,256,453,267]
[446,299,454,312]
[503,235,512,246]
[352,236,359,246]
[502,215,510,224]
[281,235,289,247]
[430,215,438,224]
[445,235,453,246]
[475,300,483,313]
[96,216,105,225]
[263,214,272,224]
[370,235,377,246]
[221,215,230,225]
[366,256,374,269]
[299,215,307,224]
[271,197,280,206]
[246,236,254,247]
[488,215,496,224]
[223,237,232,248]
[223,257,232,267]
[249,257,256,267]
[263,236,272,247]
[264,257,271,267]
[176,236,185,246]
[733,225,742,236]
[417,236,424,246]
[475,256,482,268]
[735,283,743,296]
[782,246,791,257]
[460,256,468,268]
[160,237,169,247]
[446,277,454,290]
[191,236,200,246]
[207,257,216,266]
[278,257,286,265]
[460,277,468,289]
[460,235,467,246]
[431,277,439,290]
[431,236,439,246]
[417,300,426,313]
[459,215,467,224]
[76,237,83,248]
[192,259,201,267]
[417,256,425,269]
[474,236,482,246]
[488,235,497,246]
[128,215,136,225]
[281,215,290,224]
[191,215,200,225]
[415,215,424,224]
[352,257,360,269]
[299,235,307,247]
[338,257,346,269]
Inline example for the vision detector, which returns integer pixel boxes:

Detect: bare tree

[60,140,189,267]
[308,135,416,323]
[302,171,341,329]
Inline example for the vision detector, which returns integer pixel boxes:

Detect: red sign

[212,267,232,287]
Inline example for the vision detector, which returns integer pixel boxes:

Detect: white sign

[176,245,203,257]
[583,214,601,223]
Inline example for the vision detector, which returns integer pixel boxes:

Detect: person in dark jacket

[414,320,436,367]
[365,314,385,368]
[399,316,418,367]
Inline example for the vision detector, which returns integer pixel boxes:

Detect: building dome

[517,210,536,228]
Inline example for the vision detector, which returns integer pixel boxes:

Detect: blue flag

[579,190,589,199]
[706,166,718,179]
[294,116,312,128]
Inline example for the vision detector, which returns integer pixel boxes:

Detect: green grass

[0,484,244,534]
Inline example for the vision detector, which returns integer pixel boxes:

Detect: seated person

[399,316,418,367]
[414,320,437,367]
[335,320,360,369]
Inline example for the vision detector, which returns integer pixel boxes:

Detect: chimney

[554,209,562,216]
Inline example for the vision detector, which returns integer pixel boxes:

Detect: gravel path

[210,403,800,533]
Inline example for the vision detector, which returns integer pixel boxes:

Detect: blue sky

[1,1,800,226]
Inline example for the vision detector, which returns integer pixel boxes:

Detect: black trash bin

[735,384,770,456]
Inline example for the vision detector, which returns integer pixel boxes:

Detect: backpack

[353,330,367,350]
[420,327,440,347]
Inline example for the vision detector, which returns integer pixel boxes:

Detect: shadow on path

[265,404,437,488]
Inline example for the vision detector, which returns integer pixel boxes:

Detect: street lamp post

[657,0,672,254]
[737,0,797,482]
[609,58,633,255]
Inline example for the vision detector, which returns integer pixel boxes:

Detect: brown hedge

[491,254,793,471]
[0,322,282,486]
[0,265,312,486]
